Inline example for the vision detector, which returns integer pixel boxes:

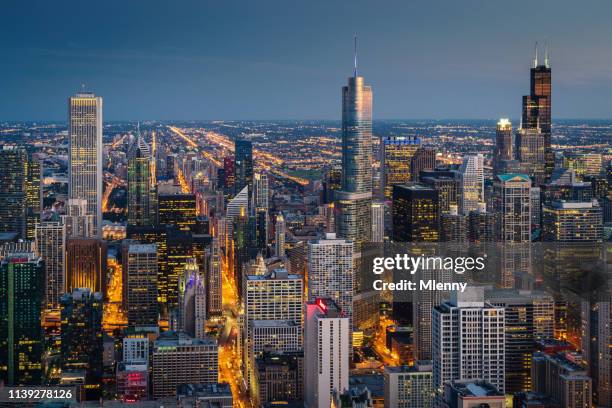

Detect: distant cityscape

[0,40,611,408]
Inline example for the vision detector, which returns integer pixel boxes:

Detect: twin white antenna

[533,41,550,69]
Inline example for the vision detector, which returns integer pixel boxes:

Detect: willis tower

[522,43,553,179]
[335,37,373,246]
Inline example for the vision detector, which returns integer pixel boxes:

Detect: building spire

[544,41,550,68]
[533,41,539,68]
[353,33,358,77]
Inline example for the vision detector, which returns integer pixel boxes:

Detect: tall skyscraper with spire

[68,92,103,237]
[522,43,552,179]
[336,36,373,246]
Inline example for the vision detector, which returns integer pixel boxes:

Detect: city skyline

[2,1,612,120]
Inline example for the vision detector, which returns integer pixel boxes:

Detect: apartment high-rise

[304,299,350,408]
[392,184,439,242]
[0,252,44,385]
[493,174,531,242]
[384,362,434,408]
[532,352,592,408]
[35,221,66,309]
[522,44,552,178]
[124,244,158,328]
[468,203,497,243]
[62,198,95,238]
[380,135,420,200]
[207,237,223,316]
[371,201,385,242]
[128,129,156,226]
[25,150,42,240]
[0,146,27,239]
[68,92,103,237]
[440,205,468,242]
[274,213,286,257]
[151,331,218,398]
[307,233,354,328]
[336,39,373,246]
[459,154,484,214]
[432,287,505,396]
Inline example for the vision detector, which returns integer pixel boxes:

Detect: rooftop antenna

[533,41,539,68]
[544,41,550,68]
[353,33,358,77]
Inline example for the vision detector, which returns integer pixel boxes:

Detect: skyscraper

[384,362,434,408]
[68,92,103,237]
[522,44,552,178]
[124,243,158,328]
[234,139,253,195]
[410,147,436,182]
[542,200,603,242]
[65,238,107,295]
[304,298,350,408]
[0,252,44,385]
[62,198,95,238]
[493,174,531,242]
[128,129,156,226]
[0,146,27,239]
[371,201,385,242]
[35,221,66,309]
[432,287,505,396]
[207,237,223,316]
[158,193,197,232]
[392,184,439,242]
[61,288,104,400]
[274,213,286,257]
[178,258,206,339]
[516,127,545,184]
[25,151,42,240]
[581,299,612,407]
[381,135,420,200]
[459,154,484,214]
[336,38,373,246]
[307,233,354,328]
[494,118,513,175]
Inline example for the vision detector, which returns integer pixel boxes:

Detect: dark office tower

[233,211,256,300]
[127,225,168,310]
[392,185,439,242]
[421,170,461,214]
[65,238,107,296]
[336,38,373,246]
[522,44,552,178]
[0,146,27,239]
[124,244,158,328]
[440,205,468,242]
[127,130,155,226]
[486,289,554,394]
[158,193,197,232]
[581,298,612,407]
[207,237,222,316]
[0,252,44,385]
[494,119,513,175]
[60,288,103,400]
[166,154,176,179]
[381,135,420,200]
[322,166,342,204]
[468,203,497,243]
[166,228,193,309]
[410,147,436,182]
[25,151,42,240]
[234,139,253,195]
[255,208,268,251]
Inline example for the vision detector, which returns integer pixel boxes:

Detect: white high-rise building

[178,258,206,339]
[123,335,149,365]
[493,174,531,242]
[274,213,286,257]
[432,287,506,396]
[253,173,269,211]
[384,362,434,408]
[243,269,303,389]
[35,220,66,309]
[459,154,484,215]
[307,233,354,328]
[68,93,103,237]
[304,298,350,408]
[371,201,385,242]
